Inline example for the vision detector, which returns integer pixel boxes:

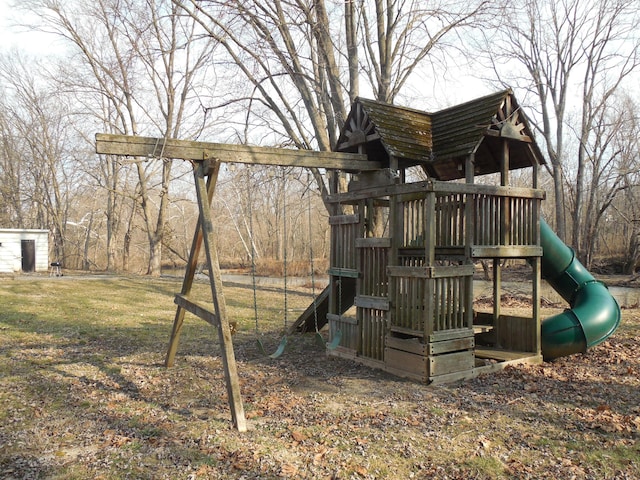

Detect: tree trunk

[82,210,94,271]
[625,222,640,274]
[552,162,566,241]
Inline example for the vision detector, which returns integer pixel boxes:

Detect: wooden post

[464,154,475,330]
[532,158,542,355]
[494,141,510,344]
[192,161,247,432]
[165,170,217,367]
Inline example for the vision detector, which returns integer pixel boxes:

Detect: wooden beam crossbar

[174,294,219,327]
[95,133,380,171]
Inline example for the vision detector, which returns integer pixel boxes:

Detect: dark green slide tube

[539,219,621,360]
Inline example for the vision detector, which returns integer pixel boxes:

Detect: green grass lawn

[1,273,638,479]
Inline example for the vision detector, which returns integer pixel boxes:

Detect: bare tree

[613,96,640,274]
[482,0,640,246]
[575,95,635,267]
[0,97,26,227]
[0,51,81,261]
[173,0,493,209]
[21,0,216,275]
[570,0,640,260]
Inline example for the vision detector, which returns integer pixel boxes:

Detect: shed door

[21,239,36,272]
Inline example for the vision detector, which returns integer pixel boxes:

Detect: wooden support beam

[95,133,380,171]
[165,170,218,368]
[174,294,219,327]
[327,179,545,204]
[470,246,543,258]
[192,161,247,432]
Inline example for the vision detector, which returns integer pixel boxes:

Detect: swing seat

[326,330,342,350]
[257,336,288,359]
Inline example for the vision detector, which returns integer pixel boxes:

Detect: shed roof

[336,89,545,181]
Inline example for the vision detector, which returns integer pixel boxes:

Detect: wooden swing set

[95,133,378,432]
[96,89,549,432]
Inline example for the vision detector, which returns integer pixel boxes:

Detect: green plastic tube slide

[539,219,621,360]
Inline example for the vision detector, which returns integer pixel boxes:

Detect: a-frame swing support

[95,133,377,432]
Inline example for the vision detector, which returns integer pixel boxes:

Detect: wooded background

[0,0,639,275]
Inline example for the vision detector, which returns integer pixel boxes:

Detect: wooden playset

[310,91,546,383]
[95,89,552,431]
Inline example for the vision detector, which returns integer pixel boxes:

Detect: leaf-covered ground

[0,274,638,479]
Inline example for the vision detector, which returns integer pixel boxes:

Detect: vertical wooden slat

[418,276,425,333]
[448,278,454,330]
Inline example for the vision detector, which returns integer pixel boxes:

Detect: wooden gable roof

[336,98,432,167]
[336,89,545,181]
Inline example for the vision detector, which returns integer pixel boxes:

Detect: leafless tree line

[0,0,639,275]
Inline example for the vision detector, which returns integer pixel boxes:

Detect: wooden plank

[385,336,427,355]
[192,162,246,433]
[496,314,536,352]
[329,214,360,225]
[95,133,380,171]
[326,179,545,204]
[430,265,475,278]
[355,295,389,311]
[328,267,359,278]
[475,348,537,361]
[429,368,478,385]
[431,181,546,199]
[356,237,391,248]
[328,186,394,203]
[387,265,474,278]
[387,266,429,278]
[174,294,219,326]
[385,348,428,377]
[470,246,542,258]
[427,336,474,355]
[428,328,473,343]
[429,350,474,377]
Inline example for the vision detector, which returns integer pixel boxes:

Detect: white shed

[0,229,50,273]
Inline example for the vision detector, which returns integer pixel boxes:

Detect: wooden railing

[472,193,537,246]
[357,238,389,297]
[396,183,543,253]
[356,237,390,361]
[435,192,466,247]
[329,214,360,272]
[387,265,474,337]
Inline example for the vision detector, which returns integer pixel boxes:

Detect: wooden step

[474,347,535,362]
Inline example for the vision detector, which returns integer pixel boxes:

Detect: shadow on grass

[2,275,638,479]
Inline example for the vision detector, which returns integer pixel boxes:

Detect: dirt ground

[0,274,638,479]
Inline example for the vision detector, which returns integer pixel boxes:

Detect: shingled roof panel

[336,89,545,181]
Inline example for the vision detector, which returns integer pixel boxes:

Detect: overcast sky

[0,1,63,53]
[0,0,503,113]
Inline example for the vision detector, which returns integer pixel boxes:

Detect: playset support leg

[165,160,247,432]
[165,173,216,368]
